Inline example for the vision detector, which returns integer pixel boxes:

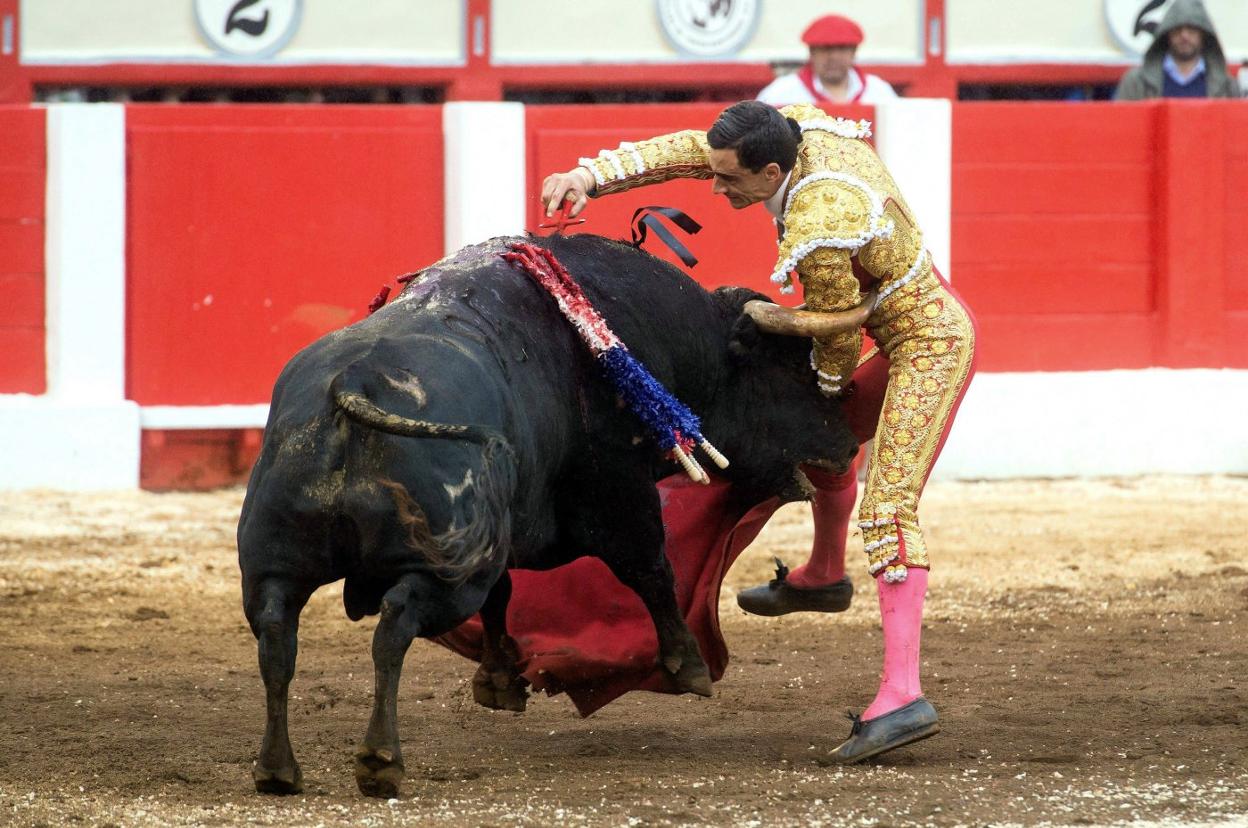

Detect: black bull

[238,233,859,797]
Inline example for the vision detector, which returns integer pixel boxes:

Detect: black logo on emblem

[1133,0,1170,36]
[693,0,732,30]
[225,0,270,37]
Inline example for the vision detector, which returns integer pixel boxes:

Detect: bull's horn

[743,291,877,338]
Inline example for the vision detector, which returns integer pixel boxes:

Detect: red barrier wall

[3,98,1237,490]
[125,105,445,406]
[0,107,46,394]
[953,101,1247,373]
[1221,104,1248,362]
[17,99,1248,415]
[525,104,874,302]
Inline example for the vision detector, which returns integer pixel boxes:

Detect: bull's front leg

[583,478,712,698]
[607,546,713,697]
[246,578,313,795]
[355,576,422,798]
[472,570,529,712]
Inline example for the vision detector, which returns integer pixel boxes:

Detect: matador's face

[708,148,785,210]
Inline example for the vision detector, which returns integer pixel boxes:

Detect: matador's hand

[540,168,595,218]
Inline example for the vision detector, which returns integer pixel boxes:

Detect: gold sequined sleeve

[579,130,713,197]
[770,178,886,394]
[798,247,863,396]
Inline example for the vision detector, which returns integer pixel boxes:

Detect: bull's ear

[728,311,760,358]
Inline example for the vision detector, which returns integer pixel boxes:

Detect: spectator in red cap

[757,14,897,106]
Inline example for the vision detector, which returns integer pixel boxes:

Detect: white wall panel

[0,103,139,492]
[443,102,526,252]
[947,0,1248,64]
[492,0,923,64]
[20,0,464,64]
[933,370,1248,479]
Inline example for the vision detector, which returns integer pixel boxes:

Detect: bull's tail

[331,373,517,585]
[377,435,516,585]
[333,386,501,446]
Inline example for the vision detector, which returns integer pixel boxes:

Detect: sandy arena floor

[1,477,1246,827]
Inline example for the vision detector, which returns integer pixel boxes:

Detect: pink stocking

[862,567,927,720]
[786,463,856,589]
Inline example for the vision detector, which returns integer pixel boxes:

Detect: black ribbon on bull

[629,206,702,268]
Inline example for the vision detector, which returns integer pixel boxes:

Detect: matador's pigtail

[786,117,803,144]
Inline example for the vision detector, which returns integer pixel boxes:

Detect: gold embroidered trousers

[826,265,977,582]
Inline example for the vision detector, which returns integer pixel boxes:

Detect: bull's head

[704,288,866,503]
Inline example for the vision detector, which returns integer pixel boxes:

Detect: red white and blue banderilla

[502,242,729,484]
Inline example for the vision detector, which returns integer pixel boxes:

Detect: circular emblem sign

[656,0,761,59]
[1104,0,1174,56]
[194,0,303,58]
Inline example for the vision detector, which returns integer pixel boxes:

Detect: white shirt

[1162,53,1207,86]
[757,68,898,106]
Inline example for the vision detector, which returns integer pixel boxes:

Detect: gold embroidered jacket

[580,103,929,396]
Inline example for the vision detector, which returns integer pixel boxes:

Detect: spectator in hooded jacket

[1114,0,1237,100]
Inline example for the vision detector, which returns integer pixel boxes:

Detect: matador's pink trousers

[790,273,978,721]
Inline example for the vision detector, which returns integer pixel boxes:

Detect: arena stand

[1,0,1246,490]
[1,98,1246,490]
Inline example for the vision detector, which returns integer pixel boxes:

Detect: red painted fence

[953,101,1248,372]
[3,101,1247,406]
[0,106,45,394]
[125,105,445,406]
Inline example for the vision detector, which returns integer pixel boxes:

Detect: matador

[540,101,977,763]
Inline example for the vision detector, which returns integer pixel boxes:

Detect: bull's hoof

[354,746,405,798]
[253,761,303,795]
[663,652,713,698]
[472,666,529,712]
[675,663,714,697]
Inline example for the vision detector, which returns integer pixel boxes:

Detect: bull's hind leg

[246,578,314,795]
[581,478,713,697]
[472,571,529,712]
[355,575,422,798]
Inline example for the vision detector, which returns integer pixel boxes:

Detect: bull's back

[247,321,515,502]
[239,261,580,580]
[240,234,723,581]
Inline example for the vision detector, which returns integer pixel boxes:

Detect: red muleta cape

[435,476,780,716]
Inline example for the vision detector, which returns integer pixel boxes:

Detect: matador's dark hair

[707,101,803,173]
